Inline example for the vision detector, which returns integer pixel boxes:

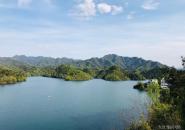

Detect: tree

[147,82,161,105]
[182,56,185,68]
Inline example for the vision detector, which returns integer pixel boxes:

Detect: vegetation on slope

[0,55,170,82]
[127,117,152,130]
[0,66,27,85]
[129,70,145,80]
[55,65,92,81]
[141,67,172,80]
[128,58,185,130]
[13,55,77,67]
[12,54,167,71]
[83,68,101,78]
[96,66,129,81]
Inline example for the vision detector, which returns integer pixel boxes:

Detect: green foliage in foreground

[168,70,185,128]
[55,65,92,81]
[147,82,182,129]
[0,66,27,85]
[128,68,185,130]
[149,103,181,130]
[147,82,161,104]
[127,117,152,130]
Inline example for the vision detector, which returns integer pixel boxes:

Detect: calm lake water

[0,77,149,130]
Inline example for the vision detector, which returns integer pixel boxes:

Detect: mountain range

[0,54,167,71]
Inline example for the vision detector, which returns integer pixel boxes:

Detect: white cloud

[111,5,123,15]
[142,0,160,10]
[73,0,96,18]
[72,0,123,19]
[97,3,112,14]
[97,3,123,15]
[17,0,32,8]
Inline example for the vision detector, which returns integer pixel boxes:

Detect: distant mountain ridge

[0,57,32,70]
[13,55,78,67]
[74,54,166,71]
[0,54,168,71]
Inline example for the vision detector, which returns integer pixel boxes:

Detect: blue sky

[0,0,185,67]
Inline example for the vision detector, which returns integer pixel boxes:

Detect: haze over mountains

[0,54,167,71]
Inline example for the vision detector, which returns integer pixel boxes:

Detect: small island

[133,82,147,91]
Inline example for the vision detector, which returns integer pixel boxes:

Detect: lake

[0,77,149,130]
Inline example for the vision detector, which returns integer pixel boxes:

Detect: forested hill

[12,54,167,71]
[13,55,78,67]
[0,54,170,82]
[0,57,32,71]
[74,54,167,71]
